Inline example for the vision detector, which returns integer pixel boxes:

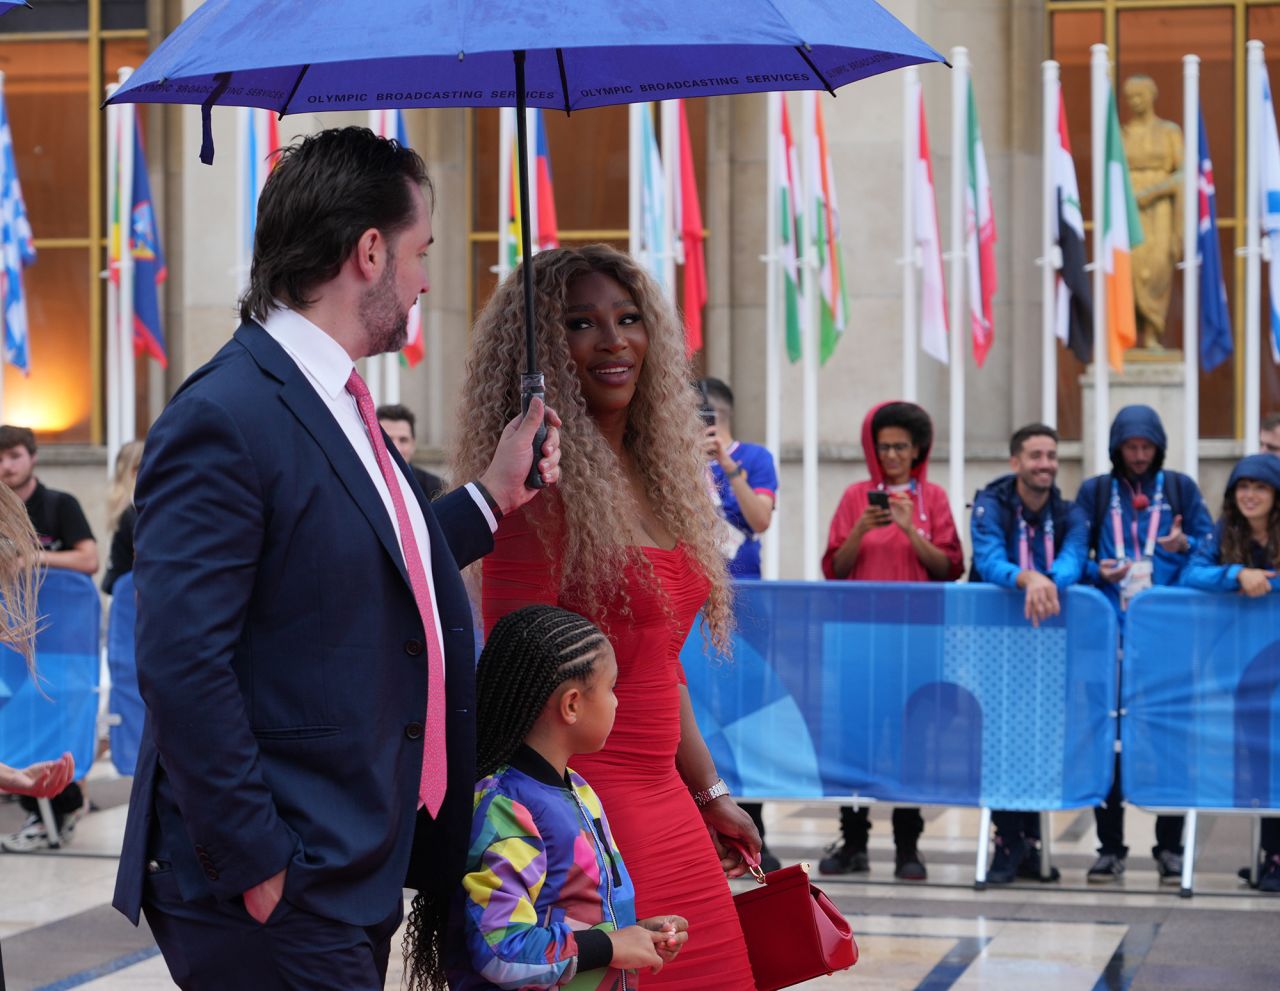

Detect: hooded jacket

[969,473,1088,590]
[821,402,963,582]
[1180,453,1280,594]
[1075,404,1215,615]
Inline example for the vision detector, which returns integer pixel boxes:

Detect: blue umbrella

[108,0,945,483]
[0,2,33,13]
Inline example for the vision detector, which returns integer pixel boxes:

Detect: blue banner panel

[681,582,1118,809]
[106,573,143,776]
[0,571,101,779]
[1123,588,1280,810]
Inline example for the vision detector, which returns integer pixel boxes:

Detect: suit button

[146,859,162,874]
[204,867,219,881]
[405,639,423,656]
[405,722,424,740]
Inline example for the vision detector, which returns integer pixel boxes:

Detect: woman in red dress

[451,245,760,989]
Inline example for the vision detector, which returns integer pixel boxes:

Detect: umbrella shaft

[514,50,537,376]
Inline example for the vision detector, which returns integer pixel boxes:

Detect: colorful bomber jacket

[450,745,638,991]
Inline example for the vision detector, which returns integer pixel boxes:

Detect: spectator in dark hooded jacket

[1075,404,1214,885]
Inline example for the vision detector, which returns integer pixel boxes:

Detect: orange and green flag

[1102,86,1142,371]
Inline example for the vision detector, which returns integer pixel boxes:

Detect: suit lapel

[235,322,412,589]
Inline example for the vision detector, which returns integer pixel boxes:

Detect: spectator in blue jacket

[1180,453,1280,891]
[1075,404,1215,885]
[970,423,1088,884]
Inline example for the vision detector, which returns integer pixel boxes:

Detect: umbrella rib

[794,45,836,97]
[555,48,571,116]
[278,64,312,119]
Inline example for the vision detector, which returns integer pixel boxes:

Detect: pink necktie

[346,369,447,816]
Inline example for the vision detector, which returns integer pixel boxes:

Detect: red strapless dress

[482,507,756,990]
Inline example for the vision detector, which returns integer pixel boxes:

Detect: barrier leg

[1039,810,1053,881]
[1250,815,1262,888]
[1179,809,1197,899]
[974,806,992,890]
[36,797,61,849]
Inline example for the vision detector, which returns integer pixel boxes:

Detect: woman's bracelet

[725,463,745,481]
[691,777,730,808]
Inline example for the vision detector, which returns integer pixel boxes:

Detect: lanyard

[1017,502,1055,573]
[1109,472,1164,561]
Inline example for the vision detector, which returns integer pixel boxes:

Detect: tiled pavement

[2,766,1277,990]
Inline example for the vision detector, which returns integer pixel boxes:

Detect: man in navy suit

[113,127,562,990]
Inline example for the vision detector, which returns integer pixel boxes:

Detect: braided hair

[404,605,609,991]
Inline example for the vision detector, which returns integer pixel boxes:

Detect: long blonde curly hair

[452,244,732,650]
[0,483,41,673]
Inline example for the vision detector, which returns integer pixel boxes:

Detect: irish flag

[1102,86,1142,371]
[778,98,803,363]
[807,93,848,364]
[965,79,997,368]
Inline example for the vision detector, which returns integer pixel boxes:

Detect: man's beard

[360,259,409,356]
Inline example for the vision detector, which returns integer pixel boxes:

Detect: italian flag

[778,98,803,363]
[965,79,997,368]
[1103,86,1142,371]
[808,93,848,364]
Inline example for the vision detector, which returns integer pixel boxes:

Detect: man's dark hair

[870,402,932,468]
[238,127,432,324]
[1009,422,1058,456]
[1263,411,1280,433]
[376,403,416,437]
[697,377,734,410]
[0,426,36,456]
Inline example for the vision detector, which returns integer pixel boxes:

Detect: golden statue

[1121,75,1183,352]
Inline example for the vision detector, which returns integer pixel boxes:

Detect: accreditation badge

[1119,558,1154,609]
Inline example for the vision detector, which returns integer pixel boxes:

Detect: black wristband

[576,927,614,970]
[472,480,503,522]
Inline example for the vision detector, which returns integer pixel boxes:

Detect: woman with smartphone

[817,401,964,881]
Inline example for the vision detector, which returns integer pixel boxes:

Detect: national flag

[128,120,167,367]
[0,77,35,374]
[499,108,534,273]
[778,98,803,363]
[240,107,279,281]
[1197,112,1232,373]
[913,87,948,364]
[1259,64,1280,363]
[534,111,559,251]
[1102,86,1143,372]
[1052,87,1093,364]
[676,101,706,355]
[807,94,848,364]
[369,109,426,367]
[965,78,997,368]
[637,103,669,291]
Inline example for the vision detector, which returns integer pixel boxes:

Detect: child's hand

[607,925,666,973]
[639,915,689,964]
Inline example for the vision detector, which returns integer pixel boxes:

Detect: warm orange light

[1,365,89,436]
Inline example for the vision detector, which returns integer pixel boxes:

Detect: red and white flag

[913,87,948,364]
[676,101,706,354]
[965,78,997,367]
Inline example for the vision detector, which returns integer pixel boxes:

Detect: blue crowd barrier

[106,572,143,776]
[1123,588,1280,811]
[681,581,1118,810]
[0,570,100,779]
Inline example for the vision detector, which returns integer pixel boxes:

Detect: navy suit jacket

[114,321,491,928]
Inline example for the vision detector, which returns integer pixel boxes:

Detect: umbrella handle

[521,372,548,490]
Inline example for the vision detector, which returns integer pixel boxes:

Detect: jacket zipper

[570,790,626,991]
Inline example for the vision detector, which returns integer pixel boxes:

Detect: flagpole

[1183,55,1200,477]
[498,107,514,282]
[628,104,642,261]
[367,109,387,405]
[104,80,120,474]
[236,107,250,298]
[948,47,968,530]
[1090,44,1110,476]
[762,91,782,581]
[1245,40,1264,455]
[1041,60,1059,427]
[117,68,137,453]
[801,91,820,581]
[525,108,539,253]
[661,100,680,295]
[902,68,919,403]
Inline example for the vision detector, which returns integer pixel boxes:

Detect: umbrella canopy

[0,2,33,14]
[109,0,944,118]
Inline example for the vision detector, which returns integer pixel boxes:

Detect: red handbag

[727,840,858,991]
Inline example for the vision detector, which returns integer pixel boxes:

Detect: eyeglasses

[876,442,913,455]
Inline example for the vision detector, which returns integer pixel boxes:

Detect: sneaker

[1087,853,1126,883]
[759,845,782,874]
[1154,848,1183,885]
[894,848,927,881]
[1017,845,1061,883]
[1259,855,1280,893]
[2,814,51,852]
[986,835,1025,885]
[54,805,85,847]
[818,841,869,875]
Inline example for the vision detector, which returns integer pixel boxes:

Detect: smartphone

[696,382,717,428]
[868,491,890,510]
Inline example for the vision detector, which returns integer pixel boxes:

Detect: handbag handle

[723,836,768,885]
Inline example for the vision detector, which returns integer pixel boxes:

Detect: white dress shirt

[262,307,497,664]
